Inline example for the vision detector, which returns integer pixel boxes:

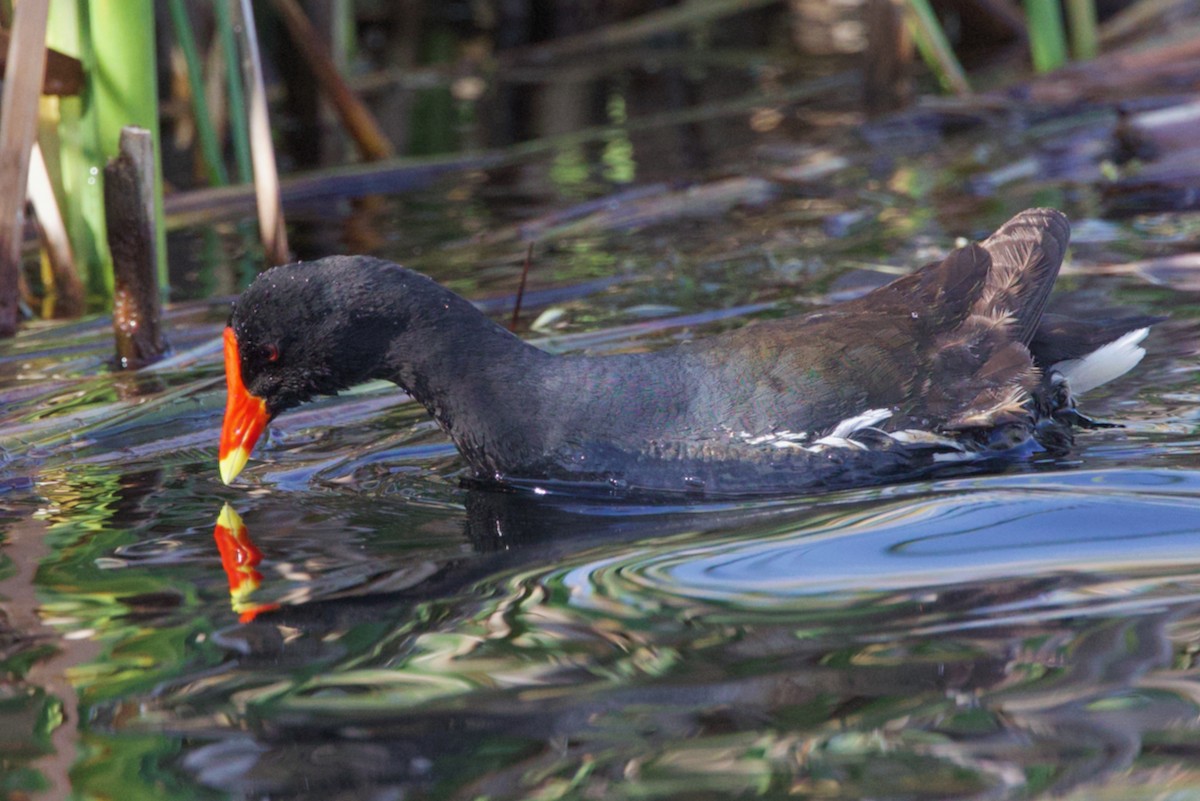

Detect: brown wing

[784,209,1070,431]
[976,207,1070,344]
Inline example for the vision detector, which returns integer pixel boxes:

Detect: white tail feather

[1053,327,1150,395]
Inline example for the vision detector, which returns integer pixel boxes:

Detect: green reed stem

[214,0,253,184]
[1025,0,1070,71]
[1065,0,1099,59]
[167,0,229,185]
[904,0,971,94]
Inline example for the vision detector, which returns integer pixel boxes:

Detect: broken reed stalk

[234,0,290,266]
[864,0,914,114]
[105,127,166,369]
[28,142,84,317]
[904,0,971,94]
[268,0,395,161]
[0,0,50,337]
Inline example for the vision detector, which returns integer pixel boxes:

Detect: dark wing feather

[977,208,1070,344]
[839,242,991,332]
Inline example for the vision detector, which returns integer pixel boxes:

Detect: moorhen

[219,208,1155,497]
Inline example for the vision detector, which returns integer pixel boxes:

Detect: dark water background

[4,28,1200,801]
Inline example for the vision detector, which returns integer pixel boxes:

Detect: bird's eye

[264,343,281,362]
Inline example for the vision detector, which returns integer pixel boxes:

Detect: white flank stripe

[811,435,868,451]
[1053,327,1150,396]
[827,408,893,439]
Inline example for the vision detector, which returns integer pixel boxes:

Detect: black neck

[365,270,554,476]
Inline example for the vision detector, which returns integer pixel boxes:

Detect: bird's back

[567,209,1069,441]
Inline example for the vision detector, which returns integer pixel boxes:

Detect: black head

[228,256,411,417]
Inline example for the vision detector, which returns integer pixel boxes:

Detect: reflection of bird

[219,209,1156,496]
[212,504,277,623]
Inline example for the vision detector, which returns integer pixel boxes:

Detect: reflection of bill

[213,504,278,623]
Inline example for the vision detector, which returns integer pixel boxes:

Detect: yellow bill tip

[216,502,242,529]
[219,447,251,485]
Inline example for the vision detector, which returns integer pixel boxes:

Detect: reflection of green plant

[72,731,210,801]
[0,687,58,751]
[33,466,218,707]
[409,27,459,156]
[69,624,215,705]
[16,468,238,800]
[0,687,62,796]
[602,94,636,185]
[0,765,49,797]
[0,642,60,681]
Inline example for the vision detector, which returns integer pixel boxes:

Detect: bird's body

[219,209,1156,496]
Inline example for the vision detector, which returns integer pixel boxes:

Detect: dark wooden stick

[268,0,395,161]
[0,28,83,95]
[864,0,913,115]
[105,126,166,369]
[510,242,534,332]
